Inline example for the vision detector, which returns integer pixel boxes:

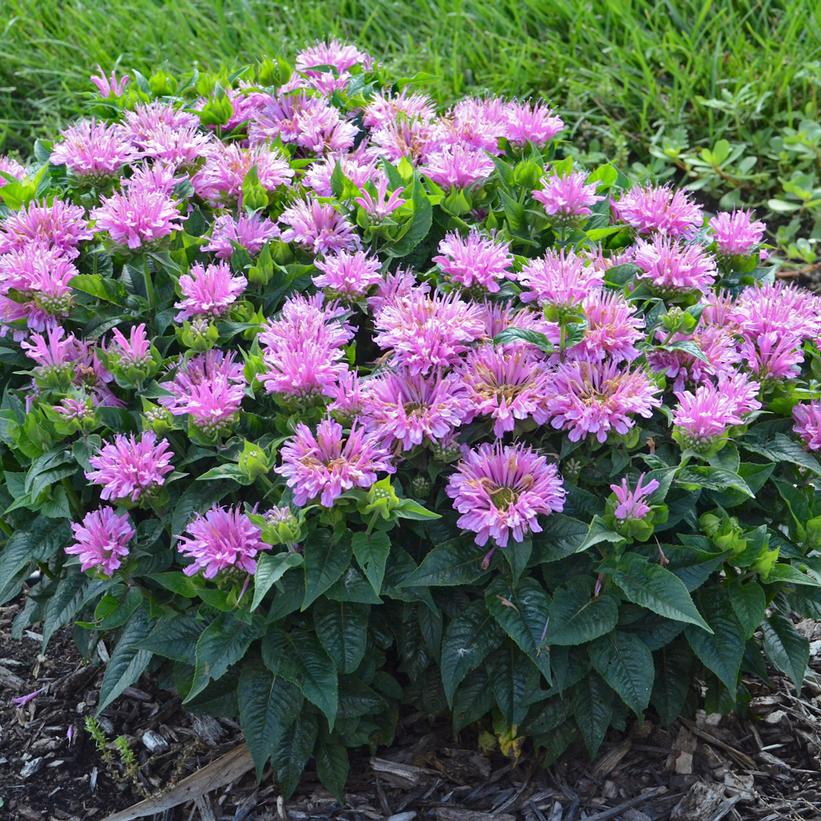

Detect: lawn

[0,0,819,261]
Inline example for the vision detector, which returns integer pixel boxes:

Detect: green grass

[0,0,819,263]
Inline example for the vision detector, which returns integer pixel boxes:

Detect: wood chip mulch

[1,600,819,821]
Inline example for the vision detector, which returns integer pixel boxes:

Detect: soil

[1,598,819,821]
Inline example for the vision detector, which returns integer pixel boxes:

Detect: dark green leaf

[302,531,352,609]
[351,530,390,595]
[762,614,809,691]
[97,606,153,713]
[589,631,654,715]
[547,577,619,646]
[573,673,614,756]
[252,551,303,611]
[402,539,487,587]
[685,594,744,694]
[313,599,369,674]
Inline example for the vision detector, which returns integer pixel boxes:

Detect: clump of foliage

[0,43,819,799]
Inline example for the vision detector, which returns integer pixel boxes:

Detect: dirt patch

[1,599,819,821]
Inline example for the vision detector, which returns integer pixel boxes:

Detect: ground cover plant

[0,0,819,272]
[0,41,819,801]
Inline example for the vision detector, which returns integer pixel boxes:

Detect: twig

[583,787,668,821]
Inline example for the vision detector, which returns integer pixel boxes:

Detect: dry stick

[680,719,757,770]
[102,743,254,821]
[582,786,669,821]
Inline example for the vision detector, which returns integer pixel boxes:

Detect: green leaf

[140,613,202,664]
[315,731,349,802]
[402,538,487,587]
[589,631,654,716]
[502,537,532,584]
[302,531,352,609]
[238,661,302,778]
[352,530,391,595]
[272,712,319,799]
[492,326,555,353]
[97,606,154,713]
[740,433,821,476]
[395,498,441,520]
[171,480,232,542]
[726,579,766,638]
[684,594,744,694]
[440,601,504,706]
[489,644,537,725]
[765,563,821,587]
[762,614,809,691]
[292,631,339,730]
[651,638,693,725]
[485,577,551,681]
[252,551,303,610]
[185,614,261,702]
[387,179,432,257]
[452,668,495,733]
[605,553,711,631]
[42,572,102,650]
[0,519,70,605]
[547,577,619,646]
[531,514,594,562]
[676,466,753,497]
[313,599,369,674]
[573,673,614,756]
[70,273,128,305]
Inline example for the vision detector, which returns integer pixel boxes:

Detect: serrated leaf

[440,601,504,706]
[605,553,711,631]
[185,614,261,702]
[402,538,487,587]
[651,638,693,725]
[97,606,153,714]
[70,273,128,305]
[352,530,390,595]
[292,631,339,730]
[272,712,319,799]
[42,571,101,650]
[589,631,654,716]
[171,480,232,542]
[140,613,202,664]
[677,466,753,497]
[489,644,538,725]
[762,614,809,691]
[726,579,766,638]
[485,577,551,681]
[547,576,619,646]
[252,551,303,610]
[741,433,821,476]
[0,518,70,605]
[452,668,495,733]
[315,732,349,801]
[313,599,369,674]
[302,531,352,609]
[238,661,302,778]
[684,594,744,694]
[531,514,590,563]
[573,673,614,756]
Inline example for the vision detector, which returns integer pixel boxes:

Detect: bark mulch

[1,599,819,821]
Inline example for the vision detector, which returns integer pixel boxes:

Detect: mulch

[1,598,819,821]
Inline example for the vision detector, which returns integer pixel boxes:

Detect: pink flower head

[279,197,358,255]
[91,187,185,249]
[0,200,92,258]
[177,506,267,579]
[0,156,26,186]
[86,431,174,502]
[433,229,512,292]
[373,289,485,375]
[193,142,294,205]
[610,473,660,521]
[457,344,551,436]
[673,374,760,445]
[615,184,703,236]
[123,162,184,196]
[517,249,604,308]
[422,144,495,189]
[572,290,644,364]
[632,235,717,293]
[533,170,603,219]
[504,100,564,147]
[354,175,406,220]
[441,97,507,153]
[361,368,468,450]
[159,350,246,433]
[55,394,95,423]
[367,268,429,314]
[276,418,394,507]
[709,209,766,256]
[545,360,661,443]
[294,39,373,93]
[792,401,821,451]
[107,323,152,368]
[648,324,740,391]
[363,90,437,129]
[446,442,565,548]
[66,507,134,576]
[327,369,367,420]
[731,282,821,343]
[304,151,382,198]
[123,103,201,144]
[312,250,383,297]
[203,212,279,259]
[21,324,82,371]
[368,117,439,164]
[175,261,247,321]
[90,66,129,97]
[50,119,135,177]
[259,293,353,399]
[738,331,804,380]
[137,123,213,168]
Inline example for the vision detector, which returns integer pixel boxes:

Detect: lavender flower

[279,198,358,255]
[312,250,383,298]
[177,506,268,578]
[422,145,495,189]
[504,101,564,146]
[91,187,185,249]
[86,432,174,502]
[204,212,279,259]
[792,401,821,451]
[632,235,717,293]
[50,120,135,177]
[0,200,92,257]
[90,66,129,97]
[175,261,247,321]
[66,507,134,576]
[446,442,565,548]
[533,171,603,219]
[276,418,394,507]
[709,209,766,256]
[610,473,660,521]
[615,184,703,236]
[517,249,603,308]
[432,229,513,292]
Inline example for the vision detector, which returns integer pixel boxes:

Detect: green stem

[142,256,155,312]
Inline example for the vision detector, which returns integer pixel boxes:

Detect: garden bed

[2,596,819,821]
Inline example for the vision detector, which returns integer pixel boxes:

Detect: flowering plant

[0,44,819,797]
